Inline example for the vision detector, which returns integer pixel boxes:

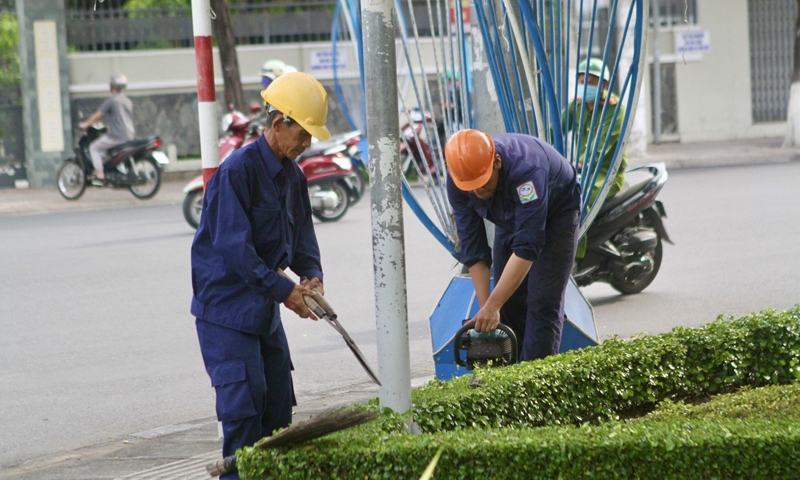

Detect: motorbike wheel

[57,160,87,200]
[349,166,368,205]
[610,237,663,295]
[183,190,203,229]
[129,157,162,200]
[312,181,349,222]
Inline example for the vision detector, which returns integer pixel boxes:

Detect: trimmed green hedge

[239,384,800,479]
[238,307,800,479]
[640,382,800,422]
[413,306,800,431]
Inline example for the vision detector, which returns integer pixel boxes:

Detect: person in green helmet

[563,57,627,258]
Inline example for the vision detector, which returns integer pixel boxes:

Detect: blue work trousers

[196,319,294,480]
[493,207,580,361]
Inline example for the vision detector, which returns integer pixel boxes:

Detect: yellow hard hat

[261,72,331,140]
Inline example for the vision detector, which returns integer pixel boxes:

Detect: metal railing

[66,0,436,52]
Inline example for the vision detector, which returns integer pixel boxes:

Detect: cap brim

[306,125,331,141]
[449,166,493,191]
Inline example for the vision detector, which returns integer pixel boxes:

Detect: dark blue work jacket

[191,135,323,335]
[447,133,580,268]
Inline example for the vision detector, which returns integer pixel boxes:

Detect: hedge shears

[279,269,381,386]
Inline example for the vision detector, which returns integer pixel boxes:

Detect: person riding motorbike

[563,58,628,258]
[259,59,286,89]
[259,60,297,90]
[191,71,331,480]
[78,74,135,186]
[436,69,463,146]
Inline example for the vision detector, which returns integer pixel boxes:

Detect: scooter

[400,109,437,181]
[573,163,673,294]
[298,130,367,206]
[297,141,362,223]
[182,106,262,228]
[57,125,169,200]
[182,128,363,228]
[219,105,263,163]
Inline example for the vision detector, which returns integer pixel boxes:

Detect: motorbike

[400,109,437,181]
[572,163,673,294]
[296,134,364,222]
[57,125,169,200]
[182,106,263,228]
[297,130,366,204]
[182,126,364,228]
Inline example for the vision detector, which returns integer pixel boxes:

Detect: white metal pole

[361,0,412,414]
[191,0,220,186]
[652,0,662,144]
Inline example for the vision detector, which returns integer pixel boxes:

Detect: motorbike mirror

[249,103,262,114]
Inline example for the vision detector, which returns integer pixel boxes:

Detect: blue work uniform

[447,133,581,361]
[190,135,322,479]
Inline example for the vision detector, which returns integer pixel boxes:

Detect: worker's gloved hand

[469,304,501,333]
[301,277,324,296]
[284,284,319,321]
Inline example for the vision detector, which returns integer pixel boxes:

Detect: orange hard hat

[445,129,496,191]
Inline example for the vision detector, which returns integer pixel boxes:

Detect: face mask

[578,83,599,103]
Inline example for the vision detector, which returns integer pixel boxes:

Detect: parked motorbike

[182,106,262,228]
[182,126,364,228]
[57,125,169,200]
[219,105,263,163]
[573,164,673,294]
[297,130,366,205]
[296,137,363,222]
[400,109,437,181]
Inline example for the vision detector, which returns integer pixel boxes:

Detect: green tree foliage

[0,12,19,86]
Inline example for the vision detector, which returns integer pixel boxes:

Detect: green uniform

[563,92,627,258]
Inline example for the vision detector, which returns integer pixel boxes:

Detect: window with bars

[651,0,698,28]
[749,0,797,124]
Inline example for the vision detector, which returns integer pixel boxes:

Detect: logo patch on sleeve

[517,181,538,203]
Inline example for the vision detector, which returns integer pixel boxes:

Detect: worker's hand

[283,285,319,321]
[301,277,324,296]
[468,304,501,333]
[78,121,89,131]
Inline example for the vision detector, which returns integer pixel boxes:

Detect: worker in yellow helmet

[191,72,330,480]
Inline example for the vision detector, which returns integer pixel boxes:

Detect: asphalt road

[582,162,800,338]
[1,162,799,469]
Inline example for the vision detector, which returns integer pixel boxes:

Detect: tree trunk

[210,0,244,112]
[783,0,800,147]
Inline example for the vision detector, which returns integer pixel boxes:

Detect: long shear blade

[324,316,381,386]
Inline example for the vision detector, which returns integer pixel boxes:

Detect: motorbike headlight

[332,155,352,171]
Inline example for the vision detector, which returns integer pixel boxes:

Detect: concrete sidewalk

[627,136,800,169]
[2,137,798,218]
[0,176,194,217]
[0,376,433,480]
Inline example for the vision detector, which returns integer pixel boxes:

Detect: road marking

[130,421,210,440]
[116,450,220,480]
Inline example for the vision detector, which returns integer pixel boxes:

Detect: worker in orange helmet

[445,130,581,360]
